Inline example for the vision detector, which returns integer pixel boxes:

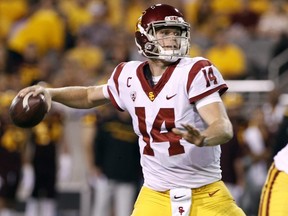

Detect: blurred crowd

[0,0,288,216]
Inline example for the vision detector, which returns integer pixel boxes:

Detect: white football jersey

[106,57,228,191]
[274,143,288,174]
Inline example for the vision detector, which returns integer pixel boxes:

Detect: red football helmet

[135,4,190,62]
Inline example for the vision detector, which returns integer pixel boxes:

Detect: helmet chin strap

[159,56,180,63]
[157,49,181,62]
[145,48,183,62]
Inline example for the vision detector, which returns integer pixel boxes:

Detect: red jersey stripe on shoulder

[113,62,127,95]
[107,87,124,112]
[186,60,212,93]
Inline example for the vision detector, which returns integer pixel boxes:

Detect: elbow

[223,121,234,143]
[224,130,233,143]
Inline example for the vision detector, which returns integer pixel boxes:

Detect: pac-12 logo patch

[130,91,136,102]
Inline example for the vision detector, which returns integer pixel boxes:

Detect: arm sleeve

[188,61,228,104]
[195,91,222,109]
[102,84,109,99]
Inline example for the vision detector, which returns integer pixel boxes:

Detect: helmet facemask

[136,17,190,62]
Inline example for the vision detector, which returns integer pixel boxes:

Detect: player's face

[155,27,181,51]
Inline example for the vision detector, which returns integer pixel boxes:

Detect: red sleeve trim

[113,62,126,95]
[189,84,228,104]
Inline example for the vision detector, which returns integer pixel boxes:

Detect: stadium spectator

[257,1,288,39]
[205,28,247,79]
[229,0,260,33]
[0,43,7,73]
[7,0,65,74]
[24,106,70,216]
[83,104,142,216]
[261,89,286,151]
[241,108,270,215]
[221,93,246,205]
[58,0,93,36]
[79,1,115,54]
[272,107,288,157]
[270,31,288,77]
[64,31,104,76]
[18,43,41,86]
[0,91,27,216]
[0,0,28,41]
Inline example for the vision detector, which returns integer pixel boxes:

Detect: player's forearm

[202,118,233,146]
[47,86,107,109]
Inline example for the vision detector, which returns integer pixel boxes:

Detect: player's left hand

[172,124,206,147]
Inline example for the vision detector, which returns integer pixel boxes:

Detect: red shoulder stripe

[186,60,212,93]
[113,62,126,95]
[107,87,124,112]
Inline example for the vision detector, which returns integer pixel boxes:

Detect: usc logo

[178,206,185,215]
[148,92,155,101]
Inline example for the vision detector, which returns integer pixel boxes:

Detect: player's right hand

[172,124,207,147]
[18,84,52,111]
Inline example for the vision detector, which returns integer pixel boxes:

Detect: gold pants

[131,180,246,216]
[259,163,288,216]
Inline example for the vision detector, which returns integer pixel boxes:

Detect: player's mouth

[163,45,179,50]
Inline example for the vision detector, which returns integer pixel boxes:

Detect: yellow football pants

[258,163,288,216]
[131,180,246,216]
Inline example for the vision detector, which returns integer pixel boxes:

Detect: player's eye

[174,31,181,36]
[159,29,181,36]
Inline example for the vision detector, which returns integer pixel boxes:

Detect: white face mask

[136,19,190,62]
[155,37,190,62]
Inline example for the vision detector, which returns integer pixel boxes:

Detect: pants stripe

[259,163,280,216]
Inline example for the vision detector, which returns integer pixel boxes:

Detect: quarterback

[18,4,245,216]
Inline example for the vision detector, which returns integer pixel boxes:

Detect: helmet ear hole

[134,4,190,62]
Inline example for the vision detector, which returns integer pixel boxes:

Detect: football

[9,93,48,128]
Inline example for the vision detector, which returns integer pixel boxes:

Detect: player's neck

[148,59,170,76]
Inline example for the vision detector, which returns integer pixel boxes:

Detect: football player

[258,143,288,216]
[258,108,288,216]
[17,4,245,216]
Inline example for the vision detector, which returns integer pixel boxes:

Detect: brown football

[9,93,48,128]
